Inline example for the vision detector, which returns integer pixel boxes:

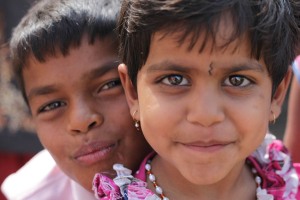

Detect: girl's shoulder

[93,153,158,200]
[247,134,299,199]
[293,163,300,200]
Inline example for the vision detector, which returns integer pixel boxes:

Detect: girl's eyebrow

[219,61,265,74]
[146,59,265,74]
[146,60,194,73]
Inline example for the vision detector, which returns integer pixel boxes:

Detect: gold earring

[132,110,140,131]
[271,111,276,124]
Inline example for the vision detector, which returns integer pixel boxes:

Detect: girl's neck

[148,155,257,200]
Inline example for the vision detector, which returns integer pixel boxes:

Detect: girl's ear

[270,68,292,120]
[118,63,140,120]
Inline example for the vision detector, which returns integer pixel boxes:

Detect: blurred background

[0,1,290,200]
[0,1,43,199]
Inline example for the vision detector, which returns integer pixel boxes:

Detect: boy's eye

[99,79,121,91]
[161,74,189,86]
[38,101,67,113]
[224,75,251,87]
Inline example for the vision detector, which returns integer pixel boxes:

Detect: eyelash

[98,78,121,91]
[159,74,253,87]
[223,75,252,87]
[38,101,67,113]
[160,74,190,86]
[37,79,122,114]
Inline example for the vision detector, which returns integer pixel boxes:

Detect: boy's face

[120,19,290,185]
[23,36,151,191]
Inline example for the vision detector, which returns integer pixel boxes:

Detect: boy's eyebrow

[27,85,59,101]
[27,60,120,101]
[83,60,120,81]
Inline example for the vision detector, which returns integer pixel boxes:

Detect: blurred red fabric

[0,152,34,200]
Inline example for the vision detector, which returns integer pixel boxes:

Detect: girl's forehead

[155,11,246,50]
[151,29,253,59]
[144,28,269,79]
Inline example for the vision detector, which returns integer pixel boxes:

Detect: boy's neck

[148,155,256,200]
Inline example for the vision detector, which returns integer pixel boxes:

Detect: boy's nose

[186,88,225,127]
[67,101,103,134]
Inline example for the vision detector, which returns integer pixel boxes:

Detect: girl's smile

[178,140,235,153]
[117,0,298,198]
[134,29,272,185]
[119,14,290,197]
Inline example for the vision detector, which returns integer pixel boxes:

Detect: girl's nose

[186,88,225,127]
[67,100,103,134]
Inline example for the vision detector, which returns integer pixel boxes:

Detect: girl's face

[120,21,290,185]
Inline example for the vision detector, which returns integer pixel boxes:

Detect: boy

[1,0,151,199]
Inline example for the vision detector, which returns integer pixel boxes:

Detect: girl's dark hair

[118,0,300,92]
[10,0,121,104]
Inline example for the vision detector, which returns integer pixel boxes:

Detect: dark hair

[118,0,300,93]
[10,0,121,104]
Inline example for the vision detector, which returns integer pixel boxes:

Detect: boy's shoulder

[0,149,87,200]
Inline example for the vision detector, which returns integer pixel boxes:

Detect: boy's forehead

[23,37,120,99]
[22,34,118,69]
[23,36,119,77]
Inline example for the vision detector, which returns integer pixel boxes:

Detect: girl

[93,0,300,199]
[284,56,300,163]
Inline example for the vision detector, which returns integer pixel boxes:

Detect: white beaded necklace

[145,160,267,200]
[145,162,169,200]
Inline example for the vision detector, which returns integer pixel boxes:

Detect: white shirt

[1,150,96,200]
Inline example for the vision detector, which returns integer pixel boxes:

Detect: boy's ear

[270,68,292,119]
[118,63,140,120]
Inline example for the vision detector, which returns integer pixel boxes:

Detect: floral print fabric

[93,134,300,200]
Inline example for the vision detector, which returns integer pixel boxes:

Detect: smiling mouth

[74,143,117,166]
[181,142,233,153]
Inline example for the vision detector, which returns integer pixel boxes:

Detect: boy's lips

[74,141,118,166]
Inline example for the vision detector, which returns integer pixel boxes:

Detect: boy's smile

[73,140,118,166]
[22,35,150,191]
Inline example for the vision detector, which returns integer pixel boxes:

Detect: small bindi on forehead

[208,62,213,76]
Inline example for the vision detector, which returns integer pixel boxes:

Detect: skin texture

[119,18,291,199]
[284,77,300,162]
[22,35,151,192]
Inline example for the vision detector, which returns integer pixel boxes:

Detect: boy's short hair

[10,0,121,104]
[118,0,300,92]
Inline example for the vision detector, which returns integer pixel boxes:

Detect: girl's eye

[38,101,66,113]
[161,74,189,86]
[224,75,251,87]
[100,79,121,91]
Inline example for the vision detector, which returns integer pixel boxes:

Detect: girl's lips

[180,141,234,153]
[74,142,117,166]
